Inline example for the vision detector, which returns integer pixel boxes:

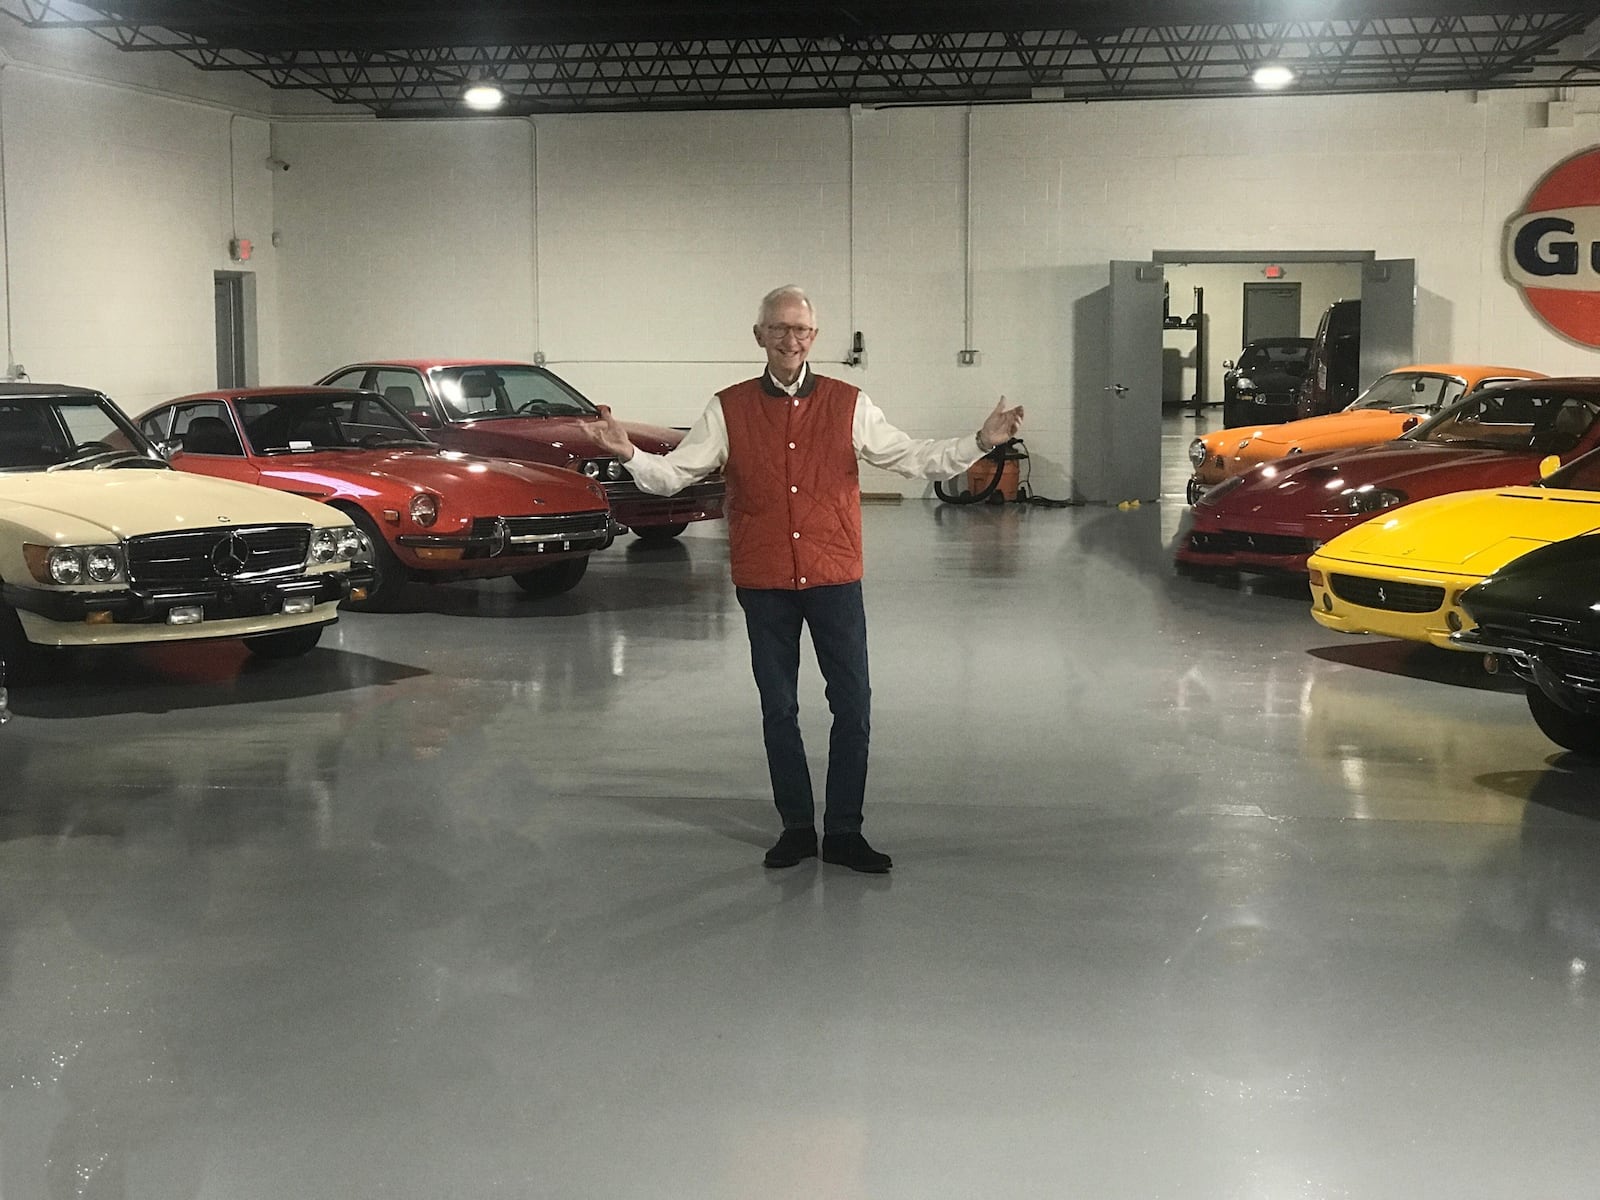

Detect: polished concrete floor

[3,411,1599,1198]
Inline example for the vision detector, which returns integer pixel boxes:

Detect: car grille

[126,525,311,587]
[1186,530,1316,558]
[601,477,724,502]
[1329,573,1444,614]
[468,511,611,541]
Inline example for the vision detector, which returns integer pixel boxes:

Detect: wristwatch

[975,432,993,454]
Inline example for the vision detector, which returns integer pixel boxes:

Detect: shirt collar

[761,363,815,398]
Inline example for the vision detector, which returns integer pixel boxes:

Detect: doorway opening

[213,271,257,388]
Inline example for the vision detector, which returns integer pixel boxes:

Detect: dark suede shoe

[763,826,818,868]
[821,832,892,874]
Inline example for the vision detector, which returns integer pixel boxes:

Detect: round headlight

[1344,487,1405,514]
[85,546,122,582]
[48,548,85,585]
[341,528,372,561]
[410,493,439,527]
[581,461,602,478]
[1187,439,1206,468]
[607,460,626,481]
[1236,376,1256,391]
[309,529,338,563]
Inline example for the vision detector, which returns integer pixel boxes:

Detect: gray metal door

[1095,260,1164,503]
[214,272,245,388]
[1359,258,1416,391]
[1243,283,1301,342]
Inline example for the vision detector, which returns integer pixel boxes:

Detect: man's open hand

[592,404,636,461]
[979,396,1025,450]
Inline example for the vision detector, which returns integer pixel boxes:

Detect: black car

[1221,337,1313,426]
[1455,533,1600,756]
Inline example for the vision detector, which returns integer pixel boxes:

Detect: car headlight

[309,526,373,565]
[409,493,440,527]
[580,458,626,481]
[1236,376,1257,392]
[23,543,127,586]
[1187,439,1207,468]
[1341,486,1406,514]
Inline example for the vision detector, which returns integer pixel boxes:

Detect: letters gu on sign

[1505,146,1600,347]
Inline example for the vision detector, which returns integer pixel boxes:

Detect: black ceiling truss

[0,2,1595,116]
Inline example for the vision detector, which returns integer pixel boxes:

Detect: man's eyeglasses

[762,324,817,342]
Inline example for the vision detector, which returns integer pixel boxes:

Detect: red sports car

[138,387,616,609]
[1177,378,1600,575]
[316,359,725,543]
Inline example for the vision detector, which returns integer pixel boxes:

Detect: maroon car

[1177,378,1600,575]
[316,360,725,543]
[139,387,616,609]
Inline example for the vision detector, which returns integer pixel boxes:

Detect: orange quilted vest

[719,372,862,590]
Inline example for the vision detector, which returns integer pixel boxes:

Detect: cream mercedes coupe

[0,383,372,669]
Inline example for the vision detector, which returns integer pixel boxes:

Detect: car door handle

[1104,384,1129,396]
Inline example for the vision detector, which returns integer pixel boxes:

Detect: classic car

[138,387,616,609]
[1177,378,1600,576]
[1220,336,1313,428]
[1306,450,1600,649]
[315,359,725,542]
[1454,532,1600,757]
[0,383,372,668]
[1187,364,1546,503]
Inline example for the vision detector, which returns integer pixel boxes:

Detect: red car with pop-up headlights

[1177,378,1600,576]
[315,359,725,543]
[139,386,616,610]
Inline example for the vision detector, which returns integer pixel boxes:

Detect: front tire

[513,556,588,598]
[243,625,323,659]
[342,510,408,612]
[1526,684,1600,757]
[633,523,687,544]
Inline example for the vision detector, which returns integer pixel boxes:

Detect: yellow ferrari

[1186,363,1544,503]
[1307,450,1600,650]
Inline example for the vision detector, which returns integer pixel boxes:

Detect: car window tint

[370,370,431,420]
[0,401,62,467]
[433,366,596,418]
[1350,374,1462,414]
[172,402,244,456]
[1421,390,1599,451]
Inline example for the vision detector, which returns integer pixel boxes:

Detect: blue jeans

[736,582,871,835]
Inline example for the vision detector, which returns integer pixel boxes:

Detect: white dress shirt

[623,366,992,496]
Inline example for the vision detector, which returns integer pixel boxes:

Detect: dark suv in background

[1296,298,1362,418]
[1221,337,1313,426]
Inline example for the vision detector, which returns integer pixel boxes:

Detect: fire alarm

[229,237,253,262]
[1262,264,1285,279]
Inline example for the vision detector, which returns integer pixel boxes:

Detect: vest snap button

[793,532,800,539]
[790,485,797,493]
[788,442,796,449]
[799,577,807,584]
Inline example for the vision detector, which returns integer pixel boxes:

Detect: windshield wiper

[46,449,145,470]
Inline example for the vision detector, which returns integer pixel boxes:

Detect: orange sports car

[1185,363,1545,503]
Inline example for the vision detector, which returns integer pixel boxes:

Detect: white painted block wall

[0,23,1597,499]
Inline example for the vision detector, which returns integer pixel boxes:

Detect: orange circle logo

[1506,147,1600,347]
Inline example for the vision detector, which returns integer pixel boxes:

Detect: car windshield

[237,392,432,454]
[430,365,598,421]
[1236,342,1311,374]
[1405,387,1600,453]
[0,392,164,472]
[1347,373,1467,415]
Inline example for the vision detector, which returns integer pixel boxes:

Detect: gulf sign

[1506,146,1600,347]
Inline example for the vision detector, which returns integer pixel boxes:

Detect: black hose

[935,441,1014,505]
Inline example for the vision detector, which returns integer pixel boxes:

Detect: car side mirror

[1401,416,1420,432]
[409,409,439,430]
[1539,454,1562,480]
[154,438,180,459]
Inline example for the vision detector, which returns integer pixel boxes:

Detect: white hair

[758,286,816,325]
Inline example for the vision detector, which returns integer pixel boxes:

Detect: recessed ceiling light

[463,83,505,111]
[1252,65,1295,90]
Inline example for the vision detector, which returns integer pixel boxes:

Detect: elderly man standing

[590,285,1024,873]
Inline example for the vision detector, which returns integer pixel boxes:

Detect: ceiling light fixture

[462,83,505,111]
[1251,65,1295,90]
